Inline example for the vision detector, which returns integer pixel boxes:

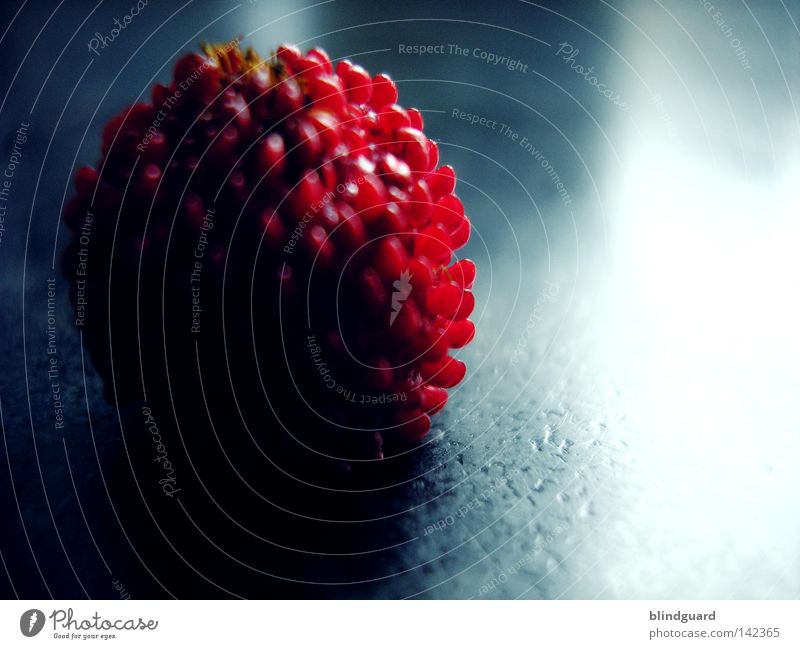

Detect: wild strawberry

[64,42,476,460]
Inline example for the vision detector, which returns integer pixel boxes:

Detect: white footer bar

[1,600,797,647]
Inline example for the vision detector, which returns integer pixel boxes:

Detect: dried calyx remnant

[64,42,476,459]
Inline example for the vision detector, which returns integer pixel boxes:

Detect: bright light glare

[593,127,800,595]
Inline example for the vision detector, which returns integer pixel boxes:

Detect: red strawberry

[63,42,476,459]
